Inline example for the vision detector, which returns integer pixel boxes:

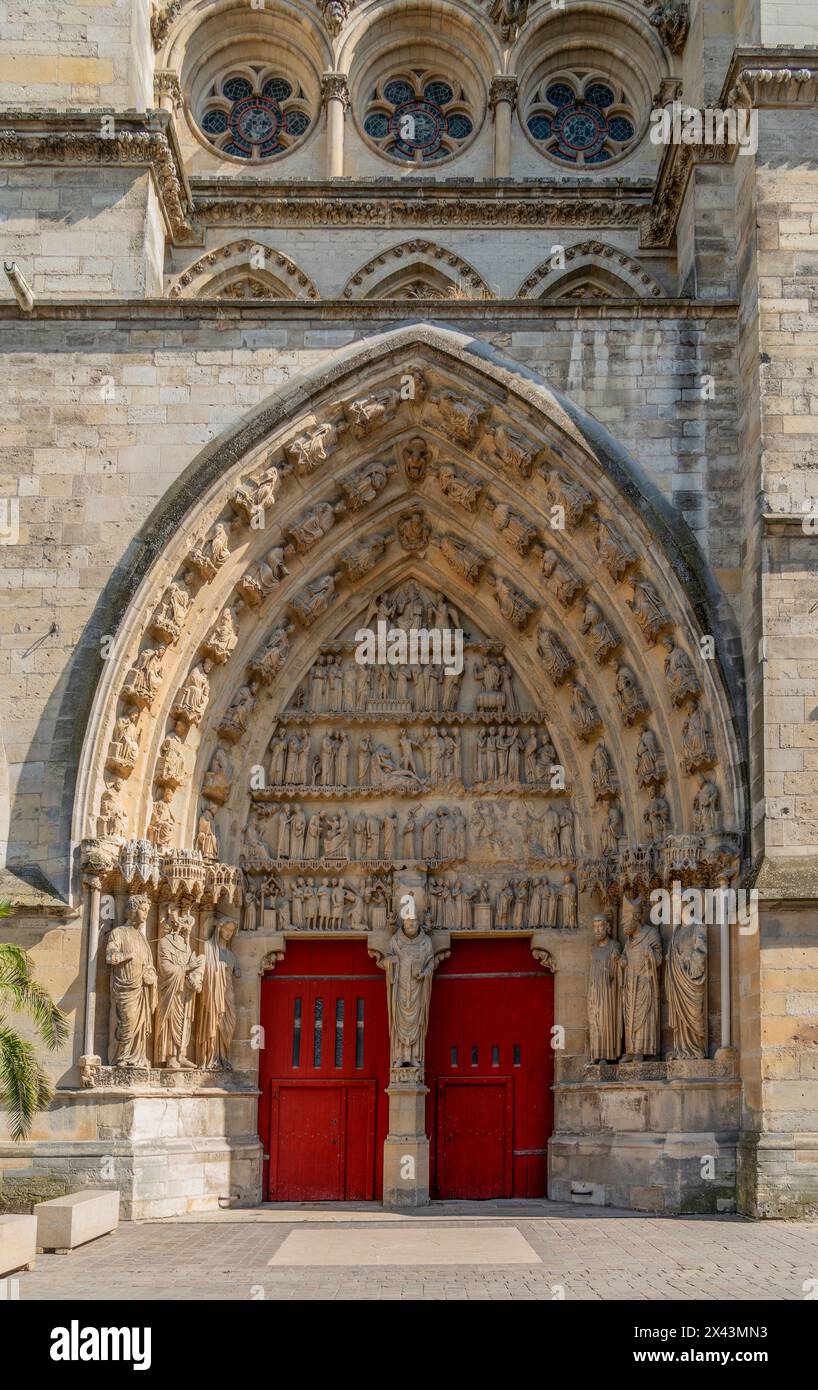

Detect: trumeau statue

[195,915,240,1070]
[106,894,158,1068]
[588,913,622,1063]
[154,902,204,1070]
[665,912,708,1059]
[383,916,436,1075]
[620,893,662,1061]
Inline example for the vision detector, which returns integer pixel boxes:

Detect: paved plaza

[13,1202,818,1301]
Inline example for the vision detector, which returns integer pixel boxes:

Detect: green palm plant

[0,901,69,1141]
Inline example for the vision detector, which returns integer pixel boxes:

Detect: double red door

[259,941,390,1200]
[258,937,554,1202]
[425,940,554,1199]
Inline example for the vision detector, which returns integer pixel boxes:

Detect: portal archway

[71,324,747,1206]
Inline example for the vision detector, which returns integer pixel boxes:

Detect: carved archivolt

[169,241,320,300]
[76,328,744,982]
[516,242,665,300]
[341,241,492,301]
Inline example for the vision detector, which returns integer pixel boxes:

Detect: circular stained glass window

[526,71,639,166]
[199,66,312,161]
[362,68,476,163]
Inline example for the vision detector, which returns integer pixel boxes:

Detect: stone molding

[0,111,194,242]
[516,240,666,299]
[341,239,492,299]
[168,239,320,300]
[640,137,734,251]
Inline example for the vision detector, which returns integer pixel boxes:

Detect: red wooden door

[426,939,554,1199]
[259,941,389,1201]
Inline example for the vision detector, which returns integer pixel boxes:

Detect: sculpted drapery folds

[665,915,708,1060]
[383,917,436,1074]
[106,895,158,1068]
[195,916,241,1071]
[154,902,204,1069]
[588,914,622,1064]
[620,894,663,1061]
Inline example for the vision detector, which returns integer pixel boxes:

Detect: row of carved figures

[243,802,471,863]
[261,723,558,791]
[105,895,239,1072]
[588,895,707,1063]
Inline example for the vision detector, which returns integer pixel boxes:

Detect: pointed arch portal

[73,324,747,1208]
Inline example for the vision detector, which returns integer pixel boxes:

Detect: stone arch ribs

[516,242,666,300]
[168,241,320,300]
[71,324,747,908]
[341,242,493,301]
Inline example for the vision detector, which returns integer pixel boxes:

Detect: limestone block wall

[0,167,166,298]
[0,0,153,111]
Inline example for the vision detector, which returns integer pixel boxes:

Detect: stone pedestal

[0,1076,262,1220]
[550,1056,741,1213]
[382,1082,430,1208]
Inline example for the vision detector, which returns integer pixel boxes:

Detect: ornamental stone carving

[595,517,638,582]
[149,581,191,644]
[662,635,702,705]
[665,913,708,1059]
[437,463,483,512]
[106,894,158,1068]
[627,577,673,645]
[107,709,141,776]
[195,915,240,1070]
[172,659,213,727]
[537,627,574,684]
[284,421,345,474]
[439,533,486,585]
[620,893,662,1061]
[489,574,536,629]
[430,389,490,447]
[154,902,204,1070]
[383,916,436,1076]
[122,645,166,711]
[588,913,622,1063]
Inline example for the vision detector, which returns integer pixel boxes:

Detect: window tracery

[362,68,475,163]
[198,65,313,161]
[524,71,637,166]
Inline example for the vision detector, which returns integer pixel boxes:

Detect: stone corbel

[151,0,186,51]
[642,1,690,56]
[317,0,357,36]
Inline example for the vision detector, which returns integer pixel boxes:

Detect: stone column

[490,76,517,178]
[321,72,350,178]
[78,872,103,1082]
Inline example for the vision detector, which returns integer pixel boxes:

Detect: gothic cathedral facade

[1,0,817,1219]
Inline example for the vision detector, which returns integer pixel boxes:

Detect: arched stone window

[362,68,475,163]
[198,64,313,161]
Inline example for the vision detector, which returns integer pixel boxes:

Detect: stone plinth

[1,1085,262,1221]
[383,1083,430,1208]
[550,1059,741,1213]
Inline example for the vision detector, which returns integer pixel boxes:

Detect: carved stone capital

[321,72,350,112]
[489,75,518,115]
[154,71,182,112]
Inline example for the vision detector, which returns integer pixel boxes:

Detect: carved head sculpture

[216,915,238,946]
[126,894,150,931]
[592,913,611,944]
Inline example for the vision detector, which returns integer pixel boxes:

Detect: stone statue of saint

[106,894,158,1068]
[620,894,663,1061]
[195,915,240,1070]
[383,917,435,1074]
[665,914,708,1059]
[588,914,622,1064]
[154,902,204,1070]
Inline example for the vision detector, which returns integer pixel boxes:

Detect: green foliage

[0,900,69,1141]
